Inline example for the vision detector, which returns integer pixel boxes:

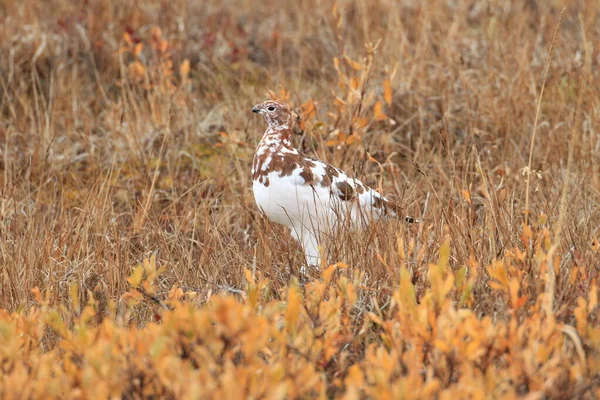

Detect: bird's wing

[300,156,415,222]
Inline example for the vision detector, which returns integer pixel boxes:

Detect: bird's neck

[257,126,295,153]
[252,126,298,183]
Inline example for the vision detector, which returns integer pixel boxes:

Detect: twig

[524,8,566,225]
[544,10,586,317]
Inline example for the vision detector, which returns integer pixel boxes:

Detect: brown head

[251,100,292,130]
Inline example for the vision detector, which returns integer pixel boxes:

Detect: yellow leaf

[509,279,520,308]
[168,286,184,302]
[442,274,454,298]
[46,310,71,339]
[466,340,482,357]
[134,43,143,57]
[122,290,143,304]
[373,101,388,121]
[31,287,42,303]
[398,266,417,309]
[521,224,532,247]
[455,265,467,288]
[344,56,363,70]
[151,26,162,39]
[302,100,316,120]
[123,32,133,45]
[335,261,349,269]
[180,59,190,79]
[323,264,337,285]
[346,282,357,306]
[487,260,509,290]
[333,57,340,72]
[383,79,392,105]
[434,339,451,353]
[244,268,254,283]
[461,189,472,205]
[422,379,442,398]
[570,267,580,285]
[574,297,588,336]
[345,135,360,145]
[514,295,528,309]
[590,280,598,312]
[345,365,364,386]
[127,61,146,81]
[437,239,450,273]
[70,282,80,314]
[397,237,406,261]
[354,116,368,129]
[368,312,383,326]
[286,284,301,334]
[127,265,144,288]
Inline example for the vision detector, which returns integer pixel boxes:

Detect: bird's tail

[383,199,419,224]
[404,215,419,223]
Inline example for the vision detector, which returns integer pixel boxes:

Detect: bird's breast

[252,171,335,229]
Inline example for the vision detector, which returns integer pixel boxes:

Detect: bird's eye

[267,106,275,111]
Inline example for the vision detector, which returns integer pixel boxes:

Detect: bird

[251,100,415,271]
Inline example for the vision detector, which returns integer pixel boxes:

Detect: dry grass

[0,0,599,397]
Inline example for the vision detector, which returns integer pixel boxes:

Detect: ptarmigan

[251,100,415,270]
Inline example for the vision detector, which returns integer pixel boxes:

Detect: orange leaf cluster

[121,26,189,93]
[1,249,598,398]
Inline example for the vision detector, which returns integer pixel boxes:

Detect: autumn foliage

[2,243,599,398]
[0,0,599,398]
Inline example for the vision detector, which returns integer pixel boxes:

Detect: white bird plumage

[251,100,414,270]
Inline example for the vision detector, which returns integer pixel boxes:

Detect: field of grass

[0,0,599,397]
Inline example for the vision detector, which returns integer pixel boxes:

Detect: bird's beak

[251,106,261,114]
